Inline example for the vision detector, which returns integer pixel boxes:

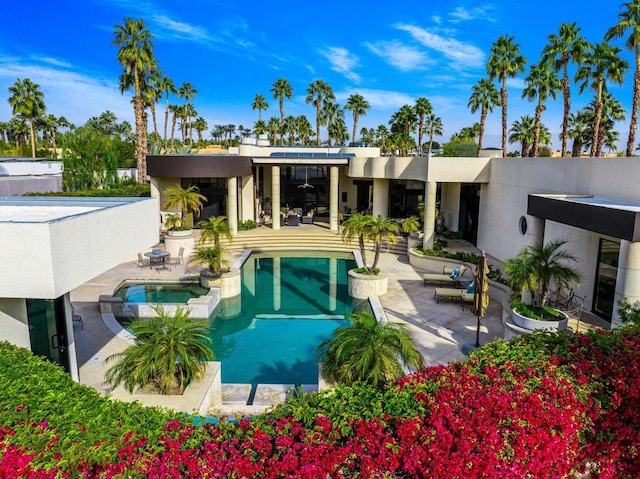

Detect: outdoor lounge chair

[286,214,299,226]
[423,264,467,286]
[434,287,475,310]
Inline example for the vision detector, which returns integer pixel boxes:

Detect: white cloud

[449,5,496,23]
[0,59,133,126]
[320,47,361,83]
[335,88,416,110]
[31,56,73,69]
[365,40,431,71]
[151,14,218,44]
[506,77,525,89]
[394,23,484,69]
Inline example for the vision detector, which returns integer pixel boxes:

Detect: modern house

[149,139,640,328]
[0,196,159,379]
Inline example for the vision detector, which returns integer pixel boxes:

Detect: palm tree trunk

[134,97,147,183]
[170,115,177,150]
[571,138,581,157]
[372,245,381,270]
[352,115,358,144]
[478,109,487,157]
[418,117,424,155]
[591,85,604,157]
[532,103,544,158]
[150,102,158,137]
[358,235,368,268]
[501,77,508,158]
[561,60,570,157]
[626,67,640,157]
[28,119,37,158]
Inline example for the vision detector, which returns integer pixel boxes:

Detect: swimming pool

[209,251,368,386]
[114,281,209,304]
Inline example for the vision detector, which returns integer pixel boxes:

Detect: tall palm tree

[487,35,527,158]
[468,78,500,156]
[296,115,314,145]
[376,124,389,154]
[585,91,626,155]
[178,82,197,145]
[606,0,640,156]
[567,109,591,157]
[522,62,562,157]
[576,42,628,157]
[158,75,177,148]
[322,101,343,146]
[509,115,536,157]
[105,305,214,394]
[271,78,293,146]
[251,93,269,121]
[542,22,590,157]
[283,115,297,145]
[318,311,424,389]
[168,104,181,149]
[413,97,433,155]
[266,116,281,145]
[112,17,155,183]
[344,93,370,143]
[7,78,46,158]
[144,68,162,138]
[424,115,443,158]
[305,80,335,145]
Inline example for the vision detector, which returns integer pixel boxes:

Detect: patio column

[613,240,640,328]
[227,176,238,236]
[372,178,389,217]
[423,181,437,250]
[330,166,339,232]
[272,166,281,230]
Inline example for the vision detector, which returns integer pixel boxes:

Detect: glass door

[26,297,70,373]
[593,239,620,321]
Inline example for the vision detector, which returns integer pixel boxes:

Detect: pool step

[221,383,319,406]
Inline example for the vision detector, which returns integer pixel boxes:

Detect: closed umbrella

[471,252,490,348]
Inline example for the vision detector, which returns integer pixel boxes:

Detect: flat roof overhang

[147,155,252,177]
[528,194,640,241]
[251,157,349,166]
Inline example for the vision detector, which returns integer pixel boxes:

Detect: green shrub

[26,184,150,197]
[238,219,257,231]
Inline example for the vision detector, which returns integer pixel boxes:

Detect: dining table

[144,249,171,268]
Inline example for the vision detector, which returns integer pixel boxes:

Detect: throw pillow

[449,267,460,279]
[466,281,474,293]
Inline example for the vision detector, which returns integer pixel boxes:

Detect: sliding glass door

[593,239,620,322]
[26,297,70,373]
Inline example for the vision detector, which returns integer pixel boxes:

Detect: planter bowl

[348,269,388,299]
[511,307,568,332]
[167,228,193,237]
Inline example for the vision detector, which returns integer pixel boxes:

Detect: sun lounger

[434,288,475,310]
[423,264,467,286]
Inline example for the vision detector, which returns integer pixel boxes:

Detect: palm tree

[606,1,640,156]
[112,17,155,183]
[105,305,214,394]
[266,116,281,145]
[567,109,591,157]
[271,78,293,145]
[341,214,370,266]
[414,97,433,155]
[251,94,269,121]
[468,78,500,156]
[542,22,590,157]
[178,82,197,144]
[157,75,177,148]
[376,124,389,154]
[322,101,343,146]
[522,62,562,157]
[168,104,181,149]
[366,215,399,270]
[296,115,314,145]
[576,42,628,157]
[144,68,162,138]
[425,115,443,158]
[253,119,267,135]
[198,215,232,275]
[7,78,46,158]
[506,239,581,306]
[487,35,527,158]
[190,244,226,276]
[585,91,626,154]
[163,184,206,227]
[318,311,424,389]
[305,80,334,145]
[509,115,535,157]
[344,93,370,143]
[329,118,349,146]
[192,116,208,144]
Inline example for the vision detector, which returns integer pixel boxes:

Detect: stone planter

[166,228,193,237]
[164,232,195,262]
[200,267,241,298]
[511,307,568,332]
[348,269,388,299]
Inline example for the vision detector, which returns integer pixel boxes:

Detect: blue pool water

[209,252,366,386]
[114,281,209,303]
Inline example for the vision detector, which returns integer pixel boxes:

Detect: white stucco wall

[0,197,159,298]
[0,299,30,348]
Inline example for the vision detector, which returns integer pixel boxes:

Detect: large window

[182,178,227,220]
[593,238,620,321]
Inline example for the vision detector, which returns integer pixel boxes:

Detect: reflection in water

[208,253,368,385]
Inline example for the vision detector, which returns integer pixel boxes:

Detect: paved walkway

[70,238,504,414]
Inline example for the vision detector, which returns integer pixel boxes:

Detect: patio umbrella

[471,252,490,348]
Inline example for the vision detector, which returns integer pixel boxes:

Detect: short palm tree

[189,244,226,275]
[345,93,371,143]
[105,305,214,395]
[366,215,399,270]
[7,77,46,158]
[163,184,206,227]
[318,311,424,389]
[506,239,581,306]
[468,78,500,156]
[341,214,370,267]
[198,216,232,274]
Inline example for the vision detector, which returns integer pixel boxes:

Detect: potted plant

[164,213,192,237]
[341,214,398,298]
[505,239,581,331]
[401,215,422,238]
[162,184,207,230]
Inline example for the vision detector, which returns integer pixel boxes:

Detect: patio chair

[136,253,150,269]
[286,214,300,226]
[170,247,185,266]
[423,264,467,286]
[434,288,464,304]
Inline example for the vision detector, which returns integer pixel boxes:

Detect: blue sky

[0,0,633,151]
